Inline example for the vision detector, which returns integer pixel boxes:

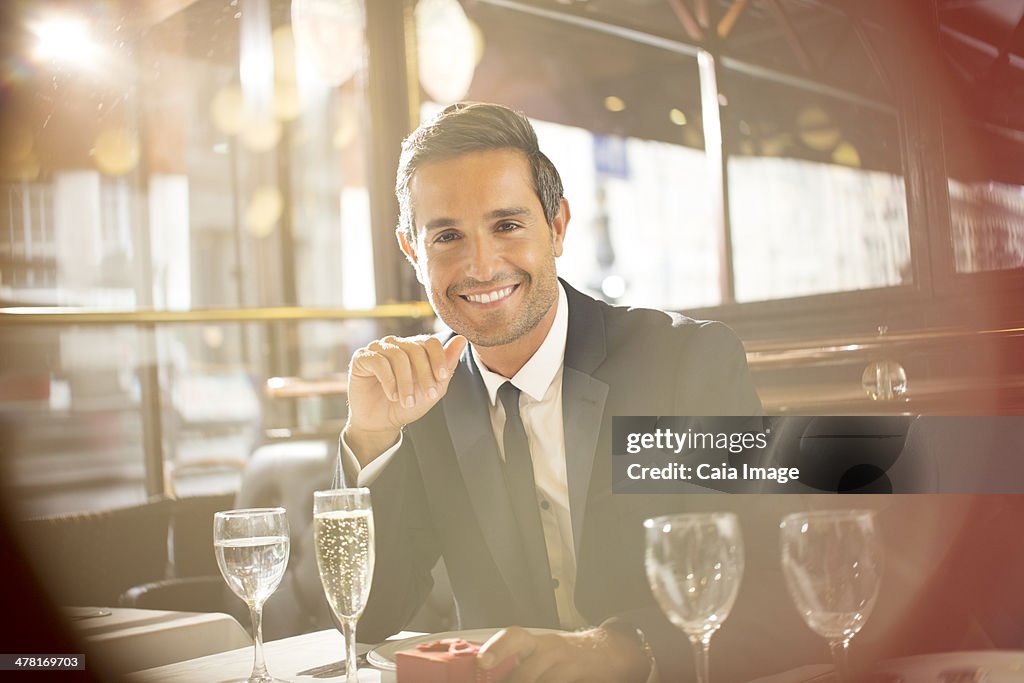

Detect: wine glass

[644,512,745,683]
[314,488,375,683]
[779,510,883,683]
[214,508,291,683]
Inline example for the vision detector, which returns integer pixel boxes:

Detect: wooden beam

[695,0,711,29]
[717,0,750,39]
[667,0,704,42]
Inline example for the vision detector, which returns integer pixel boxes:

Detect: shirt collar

[472,281,568,405]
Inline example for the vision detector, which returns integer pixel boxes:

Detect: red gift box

[395,638,516,683]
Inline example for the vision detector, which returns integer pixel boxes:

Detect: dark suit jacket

[350,281,826,680]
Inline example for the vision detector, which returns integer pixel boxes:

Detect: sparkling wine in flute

[314,508,375,619]
[314,489,373,683]
[215,535,290,606]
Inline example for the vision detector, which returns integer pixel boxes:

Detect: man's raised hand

[344,334,467,466]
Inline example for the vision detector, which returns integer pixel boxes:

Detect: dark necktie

[497,381,558,627]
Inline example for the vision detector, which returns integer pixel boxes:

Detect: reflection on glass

[950,179,1024,273]
[730,158,911,302]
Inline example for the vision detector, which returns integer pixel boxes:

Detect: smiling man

[338,103,771,682]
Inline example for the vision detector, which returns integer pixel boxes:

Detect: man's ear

[395,227,419,274]
[550,197,570,257]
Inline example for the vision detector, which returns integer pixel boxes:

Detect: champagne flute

[779,510,883,683]
[644,512,744,683]
[314,488,374,683]
[214,508,291,683]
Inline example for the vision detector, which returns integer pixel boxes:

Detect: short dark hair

[395,102,564,241]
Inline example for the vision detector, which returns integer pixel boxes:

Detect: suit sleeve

[343,436,442,642]
[673,320,762,416]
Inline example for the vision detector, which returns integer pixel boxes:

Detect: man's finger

[478,626,536,670]
[393,339,438,401]
[363,353,400,402]
[350,349,398,402]
[443,335,468,377]
[421,336,448,385]
[378,341,416,408]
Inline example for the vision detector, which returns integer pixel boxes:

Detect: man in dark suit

[339,102,812,681]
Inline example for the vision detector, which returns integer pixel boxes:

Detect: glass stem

[343,618,359,683]
[829,637,851,683]
[249,604,269,682]
[688,633,712,683]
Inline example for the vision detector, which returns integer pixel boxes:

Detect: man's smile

[458,284,520,305]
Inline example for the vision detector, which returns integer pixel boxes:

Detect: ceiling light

[417,0,478,104]
[670,108,687,126]
[31,16,99,65]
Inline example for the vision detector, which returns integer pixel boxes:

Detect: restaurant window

[424,0,722,310]
[1,0,376,514]
[2,0,374,308]
[720,71,911,302]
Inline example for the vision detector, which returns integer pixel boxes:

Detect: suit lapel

[561,281,609,564]
[441,347,540,614]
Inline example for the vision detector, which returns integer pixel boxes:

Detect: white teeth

[466,286,514,304]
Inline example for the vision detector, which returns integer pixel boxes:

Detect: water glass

[645,512,744,683]
[214,507,290,683]
[779,509,883,682]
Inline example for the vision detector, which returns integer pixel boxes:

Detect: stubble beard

[428,261,559,348]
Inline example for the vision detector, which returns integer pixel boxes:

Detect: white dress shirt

[341,283,588,629]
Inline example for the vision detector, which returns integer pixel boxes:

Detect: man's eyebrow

[422,207,533,232]
[486,206,532,220]
[423,217,458,232]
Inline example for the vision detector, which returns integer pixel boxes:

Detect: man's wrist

[343,424,401,467]
[594,623,655,683]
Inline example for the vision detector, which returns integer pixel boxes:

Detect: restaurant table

[113,621,1024,683]
[68,606,251,675]
[125,628,839,683]
[126,629,426,683]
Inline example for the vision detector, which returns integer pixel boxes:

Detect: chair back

[18,499,174,607]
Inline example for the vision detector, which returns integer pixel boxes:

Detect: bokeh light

[246,186,283,237]
[93,128,140,176]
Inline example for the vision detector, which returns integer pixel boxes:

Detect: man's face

[398,148,568,348]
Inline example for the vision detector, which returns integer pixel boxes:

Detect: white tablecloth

[70,607,251,675]
[127,629,431,682]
